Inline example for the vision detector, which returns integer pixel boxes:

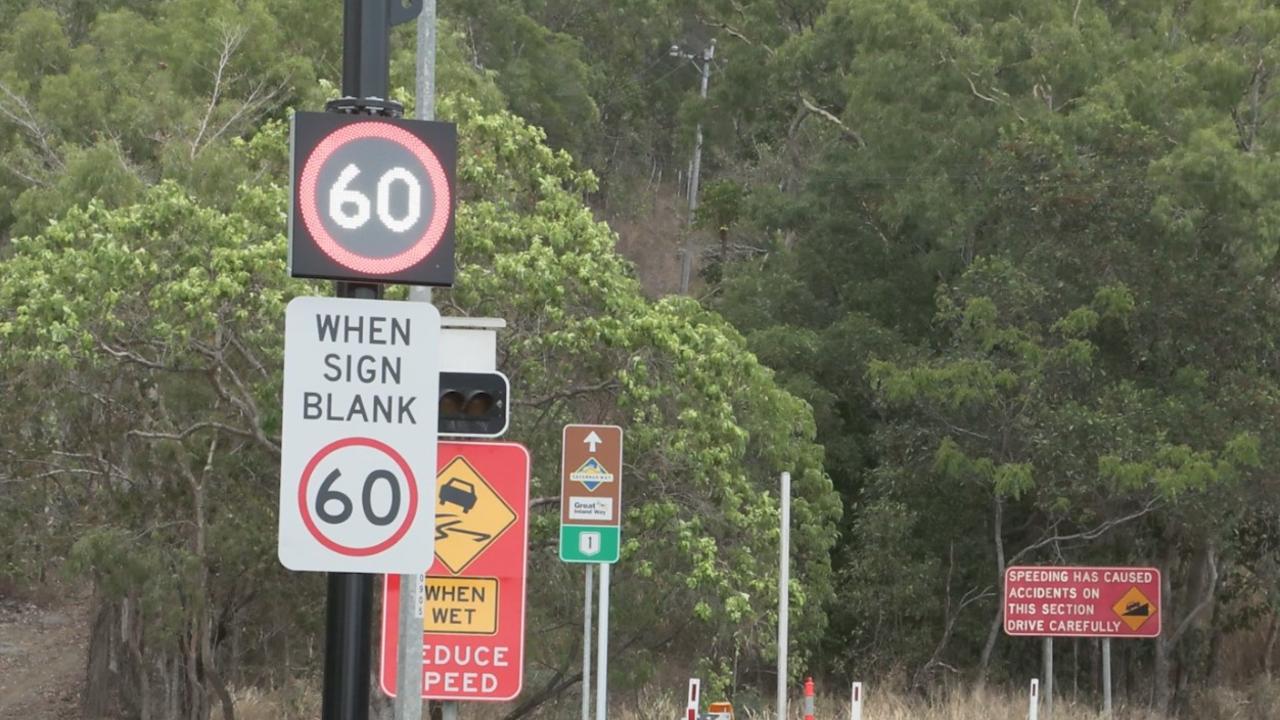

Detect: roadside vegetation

[1,1,1278,718]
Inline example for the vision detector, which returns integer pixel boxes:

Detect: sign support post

[327,1,386,715]
[1102,638,1112,716]
[324,3,425,720]
[777,471,791,720]
[1042,637,1053,719]
[392,0,439,716]
[582,564,594,720]
[596,562,611,720]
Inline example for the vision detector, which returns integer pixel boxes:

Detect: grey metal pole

[414,0,436,123]
[582,564,594,720]
[407,0,437,308]
[1102,638,1112,716]
[679,40,715,294]
[393,4,437,717]
[1043,637,1054,720]
[441,703,458,720]
[393,575,424,720]
[596,562,611,720]
[776,471,791,720]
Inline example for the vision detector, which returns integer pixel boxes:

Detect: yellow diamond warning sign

[1113,586,1156,631]
[422,577,498,635]
[434,456,517,574]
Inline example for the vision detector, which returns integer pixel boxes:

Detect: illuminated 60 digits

[328,163,423,233]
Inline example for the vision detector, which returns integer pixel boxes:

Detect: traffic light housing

[438,371,509,438]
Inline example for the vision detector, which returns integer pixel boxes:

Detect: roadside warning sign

[423,577,498,635]
[381,441,529,701]
[1004,566,1161,638]
[1112,586,1156,631]
[433,456,517,574]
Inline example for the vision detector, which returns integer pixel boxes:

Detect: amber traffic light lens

[464,392,494,416]
[440,390,465,416]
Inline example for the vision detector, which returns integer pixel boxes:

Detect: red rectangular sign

[1004,565,1162,638]
[380,441,529,701]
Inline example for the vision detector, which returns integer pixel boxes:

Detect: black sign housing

[289,111,457,286]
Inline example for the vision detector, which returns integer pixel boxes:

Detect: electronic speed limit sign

[278,296,440,573]
[288,112,457,286]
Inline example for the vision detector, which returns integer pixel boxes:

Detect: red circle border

[298,121,451,275]
[297,436,420,557]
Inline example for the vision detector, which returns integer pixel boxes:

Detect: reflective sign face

[1003,565,1162,638]
[380,441,530,702]
[289,112,456,286]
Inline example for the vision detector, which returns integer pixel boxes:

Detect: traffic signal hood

[438,371,509,438]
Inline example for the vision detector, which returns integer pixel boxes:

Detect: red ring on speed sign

[298,121,452,275]
[297,436,420,557]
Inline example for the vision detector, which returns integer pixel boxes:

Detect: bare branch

[128,421,260,444]
[695,15,775,56]
[1169,546,1218,646]
[204,74,291,150]
[530,496,559,510]
[192,24,248,159]
[514,378,620,408]
[1008,499,1159,567]
[798,96,866,146]
[0,79,64,173]
[97,340,168,370]
[965,74,1001,105]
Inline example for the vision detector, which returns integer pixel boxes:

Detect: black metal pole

[323,573,374,720]
[341,0,363,98]
[322,3,393,719]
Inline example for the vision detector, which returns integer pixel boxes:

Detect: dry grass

[231,679,1280,720]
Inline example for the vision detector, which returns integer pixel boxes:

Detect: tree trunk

[1153,545,1175,713]
[1264,612,1279,678]
[976,495,1005,683]
[82,597,120,719]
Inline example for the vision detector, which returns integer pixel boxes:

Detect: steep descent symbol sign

[1113,586,1156,631]
[570,457,614,492]
[434,456,516,574]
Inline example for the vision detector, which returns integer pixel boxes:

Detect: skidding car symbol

[439,478,477,513]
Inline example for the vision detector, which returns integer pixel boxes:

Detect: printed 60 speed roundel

[288,111,457,286]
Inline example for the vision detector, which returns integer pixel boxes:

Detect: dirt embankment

[0,592,87,720]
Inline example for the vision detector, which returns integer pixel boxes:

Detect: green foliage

[0,6,839,707]
[708,0,1280,693]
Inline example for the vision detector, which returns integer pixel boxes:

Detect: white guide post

[686,678,701,720]
[1028,678,1040,720]
[850,682,863,720]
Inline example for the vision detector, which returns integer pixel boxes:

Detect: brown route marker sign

[559,424,623,563]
